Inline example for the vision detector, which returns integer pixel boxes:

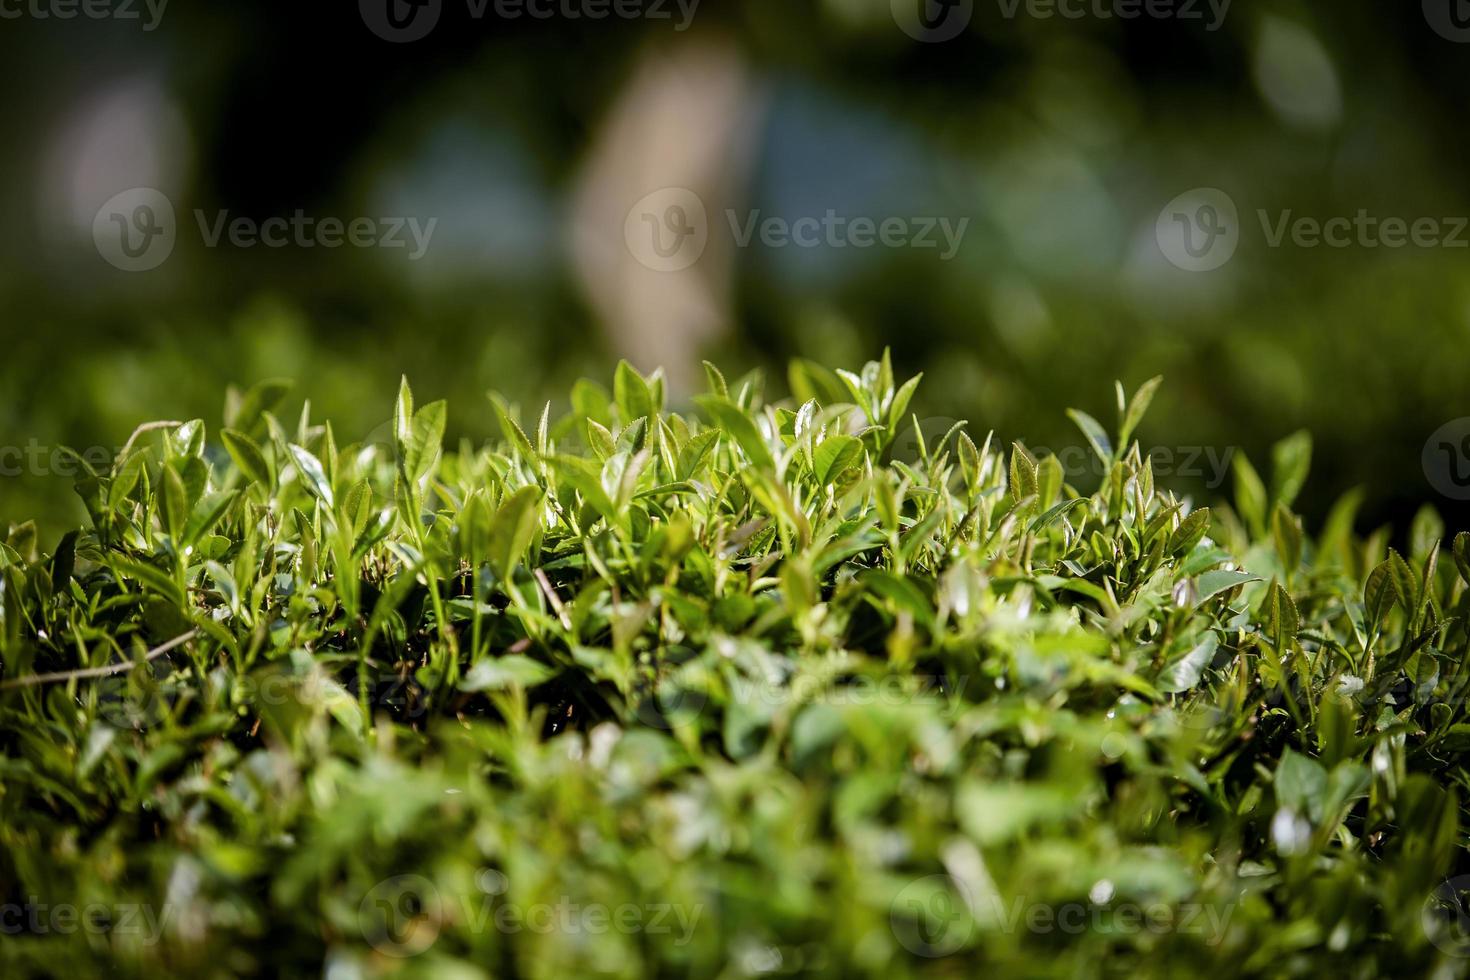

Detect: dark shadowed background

[2,0,1469,536]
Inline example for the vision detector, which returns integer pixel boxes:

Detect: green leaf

[1270,431,1312,510]
[585,419,616,460]
[813,435,862,486]
[1264,581,1300,642]
[204,559,239,612]
[460,655,554,692]
[111,557,185,608]
[343,480,373,537]
[394,375,415,449]
[614,360,655,424]
[487,486,543,580]
[1028,497,1085,534]
[1319,487,1364,567]
[1034,455,1064,508]
[1363,559,1401,624]
[398,400,447,484]
[702,360,729,398]
[1387,548,1418,614]
[1008,442,1038,504]
[226,378,292,438]
[491,395,538,463]
[1409,505,1444,566]
[1453,531,1470,586]
[108,448,149,511]
[861,569,935,629]
[788,358,845,405]
[885,374,923,441]
[1160,632,1217,693]
[6,521,37,562]
[50,531,77,593]
[162,465,189,539]
[1170,508,1212,555]
[222,428,273,488]
[1066,408,1113,465]
[1271,504,1303,573]
[184,491,238,548]
[1232,452,1268,537]
[1196,569,1260,603]
[694,395,775,471]
[1275,748,1328,821]
[835,368,871,418]
[288,444,334,507]
[878,348,895,402]
[551,455,618,526]
[1118,375,1163,448]
[675,428,719,482]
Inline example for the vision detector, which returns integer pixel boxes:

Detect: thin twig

[534,568,572,630]
[113,420,184,474]
[0,629,199,690]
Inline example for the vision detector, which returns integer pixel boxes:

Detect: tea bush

[1,355,1468,977]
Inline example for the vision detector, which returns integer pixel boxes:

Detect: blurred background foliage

[2,0,1468,536]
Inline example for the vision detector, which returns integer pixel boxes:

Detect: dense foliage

[2,356,1468,978]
